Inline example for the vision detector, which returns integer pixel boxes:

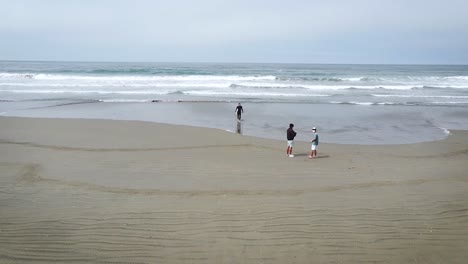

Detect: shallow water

[2,100,468,144]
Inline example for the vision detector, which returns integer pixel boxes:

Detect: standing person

[235,103,244,121]
[309,127,319,158]
[287,123,297,157]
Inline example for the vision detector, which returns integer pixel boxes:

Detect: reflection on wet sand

[236,120,242,134]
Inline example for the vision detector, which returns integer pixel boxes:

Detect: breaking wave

[1,63,467,106]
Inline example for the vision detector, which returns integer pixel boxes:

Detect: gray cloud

[1,0,467,63]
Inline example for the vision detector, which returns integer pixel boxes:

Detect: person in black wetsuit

[235,103,244,120]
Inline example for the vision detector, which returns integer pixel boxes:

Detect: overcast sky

[1,0,467,64]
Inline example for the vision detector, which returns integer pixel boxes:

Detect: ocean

[1,61,467,144]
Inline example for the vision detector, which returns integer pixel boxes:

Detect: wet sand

[1,117,468,263]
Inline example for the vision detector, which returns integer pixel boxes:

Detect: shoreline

[0,115,461,146]
[2,99,465,145]
[1,116,468,263]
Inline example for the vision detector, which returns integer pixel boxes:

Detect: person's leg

[309,145,315,158]
[237,113,241,120]
[289,141,294,156]
[287,141,293,155]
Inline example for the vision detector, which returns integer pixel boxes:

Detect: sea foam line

[0,89,332,97]
[0,73,277,81]
[182,90,331,97]
[2,82,467,91]
[372,94,468,98]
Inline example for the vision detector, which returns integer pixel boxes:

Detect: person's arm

[311,135,316,143]
[241,107,244,113]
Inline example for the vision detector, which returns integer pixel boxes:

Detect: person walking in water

[309,127,319,158]
[287,123,297,157]
[235,103,244,121]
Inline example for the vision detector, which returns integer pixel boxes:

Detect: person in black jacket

[286,123,297,157]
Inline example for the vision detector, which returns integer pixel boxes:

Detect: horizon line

[0,59,467,67]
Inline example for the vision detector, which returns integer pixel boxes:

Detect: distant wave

[329,101,400,106]
[2,72,467,84]
[229,83,434,90]
[371,94,468,99]
[0,88,331,98]
[329,101,375,106]
[431,101,468,105]
[278,77,346,82]
[1,69,467,106]
[90,68,154,74]
[330,101,419,106]
[412,85,468,90]
[329,101,468,106]
[276,75,468,83]
[0,89,172,95]
[447,76,468,80]
[8,96,467,106]
[0,72,277,82]
[277,76,387,82]
[3,81,454,91]
[181,90,331,97]
[98,99,151,103]
[167,91,185,95]
[2,83,466,92]
[1,72,468,93]
[0,82,233,88]
[229,83,308,89]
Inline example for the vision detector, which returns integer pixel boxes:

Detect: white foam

[233,83,421,90]
[372,94,468,99]
[341,77,363,82]
[0,73,35,79]
[351,102,374,105]
[0,73,276,82]
[309,85,418,90]
[0,82,427,90]
[183,90,331,97]
[0,82,232,88]
[99,99,150,103]
[439,127,451,135]
[431,101,468,104]
[329,101,374,105]
[0,89,172,95]
[444,76,468,81]
[375,102,398,105]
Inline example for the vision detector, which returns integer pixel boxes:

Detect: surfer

[235,103,244,121]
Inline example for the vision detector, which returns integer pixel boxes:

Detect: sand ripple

[1,164,468,263]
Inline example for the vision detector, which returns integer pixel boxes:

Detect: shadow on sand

[294,153,330,159]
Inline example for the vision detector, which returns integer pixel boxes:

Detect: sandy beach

[1,116,468,263]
